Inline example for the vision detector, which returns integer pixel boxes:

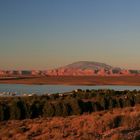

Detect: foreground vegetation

[0,105,140,140]
[0,89,140,120]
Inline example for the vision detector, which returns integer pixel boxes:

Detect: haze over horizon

[0,0,140,70]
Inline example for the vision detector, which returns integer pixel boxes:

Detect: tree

[10,99,23,120]
[108,98,117,109]
[100,97,109,110]
[54,102,63,116]
[29,101,42,118]
[68,99,82,115]
[62,102,71,116]
[0,104,4,121]
[43,102,55,117]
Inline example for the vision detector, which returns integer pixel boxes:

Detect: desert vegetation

[0,89,140,120]
[0,89,140,139]
[0,105,140,140]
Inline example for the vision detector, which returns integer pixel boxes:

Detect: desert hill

[47,61,129,76]
[60,61,114,70]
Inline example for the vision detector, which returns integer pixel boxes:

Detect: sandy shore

[0,76,140,86]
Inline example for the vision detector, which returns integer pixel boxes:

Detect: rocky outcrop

[46,68,135,76]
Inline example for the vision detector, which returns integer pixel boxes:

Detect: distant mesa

[0,61,140,76]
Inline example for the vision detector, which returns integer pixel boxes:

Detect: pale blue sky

[0,0,140,69]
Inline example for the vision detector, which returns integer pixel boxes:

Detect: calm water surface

[0,84,140,95]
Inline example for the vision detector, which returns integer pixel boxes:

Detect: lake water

[0,84,140,95]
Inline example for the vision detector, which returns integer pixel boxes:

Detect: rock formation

[0,61,140,76]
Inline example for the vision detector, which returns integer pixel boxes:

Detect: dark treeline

[0,89,140,121]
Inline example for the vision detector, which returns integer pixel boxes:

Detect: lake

[0,84,140,96]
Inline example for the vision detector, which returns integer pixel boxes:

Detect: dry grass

[0,105,140,140]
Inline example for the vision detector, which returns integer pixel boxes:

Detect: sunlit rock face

[120,70,130,75]
[0,70,5,76]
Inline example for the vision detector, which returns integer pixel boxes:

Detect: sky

[0,0,140,70]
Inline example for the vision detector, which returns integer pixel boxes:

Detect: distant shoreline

[0,76,140,86]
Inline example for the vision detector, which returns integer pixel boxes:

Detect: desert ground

[0,76,140,86]
[0,105,140,140]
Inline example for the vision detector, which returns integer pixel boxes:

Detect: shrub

[43,102,55,117]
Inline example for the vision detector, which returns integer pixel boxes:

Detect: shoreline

[0,76,140,86]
